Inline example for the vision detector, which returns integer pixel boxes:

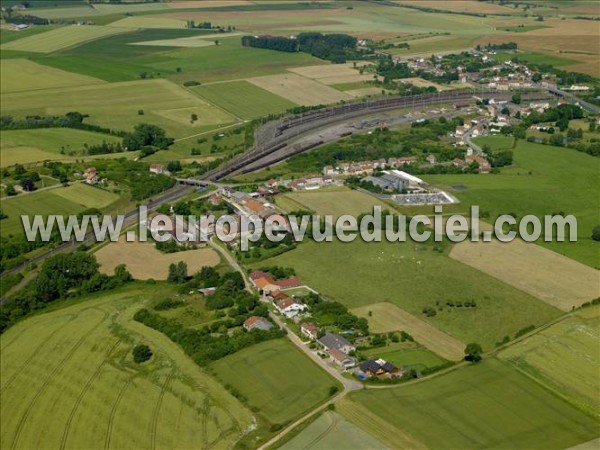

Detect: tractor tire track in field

[150,369,174,450]
[104,377,134,450]
[10,309,108,450]
[59,339,121,450]
[302,413,340,450]
[0,314,79,394]
[0,313,77,353]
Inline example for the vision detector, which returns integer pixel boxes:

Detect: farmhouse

[318,333,356,354]
[275,296,307,318]
[149,164,167,175]
[84,167,98,185]
[359,359,399,377]
[249,270,302,294]
[243,316,273,331]
[301,322,319,340]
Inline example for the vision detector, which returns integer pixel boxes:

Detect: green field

[1,25,130,53]
[0,128,123,167]
[348,358,599,449]
[1,183,119,237]
[210,338,338,426]
[499,307,600,418]
[492,51,579,67]
[425,136,600,267]
[0,283,252,449]
[255,239,562,350]
[0,78,236,138]
[279,411,388,450]
[193,80,296,119]
[363,343,447,372]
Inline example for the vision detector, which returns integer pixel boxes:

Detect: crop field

[0,79,236,138]
[256,239,562,350]
[129,36,216,48]
[491,51,579,67]
[247,73,352,105]
[450,240,600,311]
[95,239,220,280]
[287,63,373,85]
[352,303,464,361]
[394,0,516,14]
[210,339,337,426]
[193,80,296,119]
[169,0,253,7]
[425,136,600,267]
[0,25,130,53]
[347,358,599,449]
[107,16,188,29]
[1,184,119,237]
[0,283,252,450]
[278,188,386,218]
[0,59,104,93]
[24,2,168,19]
[499,307,600,418]
[0,128,122,167]
[279,411,388,450]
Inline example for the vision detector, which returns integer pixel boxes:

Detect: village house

[84,167,98,185]
[465,154,491,173]
[318,333,356,354]
[275,296,307,318]
[149,164,167,175]
[359,359,399,377]
[301,322,319,340]
[243,316,274,332]
[249,270,302,295]
[328,349,357,370]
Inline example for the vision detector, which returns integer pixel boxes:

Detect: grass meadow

[499,306,600,418]
[0,283,252,450]
[192,80,296,119]
[0,128,122,167]
[255,239,562,351]
[347,358,599,449]
[0,79,236,138]
[425,136,600,267]
[1,183,119,237]
[210,338,338,426]
[362,342,447,372]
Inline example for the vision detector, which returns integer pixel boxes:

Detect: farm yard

[95,239,221,280]
[0,283,252,450]
[450,240,600,311]
[255,239,562,350]
[352,303,465,361]
[210,339,338,426]
[499,306,600,418]
[279,411,388,450]
[1,183,119,237]
[347,358,599,450]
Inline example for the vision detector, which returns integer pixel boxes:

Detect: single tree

[132,344,152,363]
[464,342,483,363]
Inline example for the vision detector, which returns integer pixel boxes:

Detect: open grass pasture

[352,303,464,361]
[0,283,252,450]
[425,136,600,268]
[0,79,236,138]
[347,358,599,449]
[450,239,600,311]
[279,411,388,450]
[248,73,352,106]
[499,307,600,418]
[277,188,386,218]
[0,25,130,53]
[95,238,220,280]
[362,342,447,371]
[0,58,104,94]
[192,80,296,119]
[210,338,337,426]
[255,239,562,351]
[0,128,122,167]
[287,63,373,85]
[1,184,119,237]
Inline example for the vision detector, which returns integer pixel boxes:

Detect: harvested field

[168,0,253,7]
[1,25,129,53]
[130,37,214,47]
[278,188,385,218]
[96,239,220,280]
[352,303,465,361]
[0,59,104,93]
[346,87,386,97]
[394,0,515,14]
[287,63,373,85]
[450,239,600,311]
[401,77,453,91]
[107,16,188,29]
[247,73,351,105]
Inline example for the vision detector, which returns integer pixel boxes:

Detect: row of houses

[323,156,418,177]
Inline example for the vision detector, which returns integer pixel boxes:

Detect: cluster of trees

[241,32,359,63]
[304,292,369,336]
[123,123,174,153]
[481,42,518,51]
[237,233,296,261]
[132,344,152,364]
[85,141,124,155]
[0,253,133,333]
[153,299,185,311]
[256,265,295,280]
[167,261,188,283]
